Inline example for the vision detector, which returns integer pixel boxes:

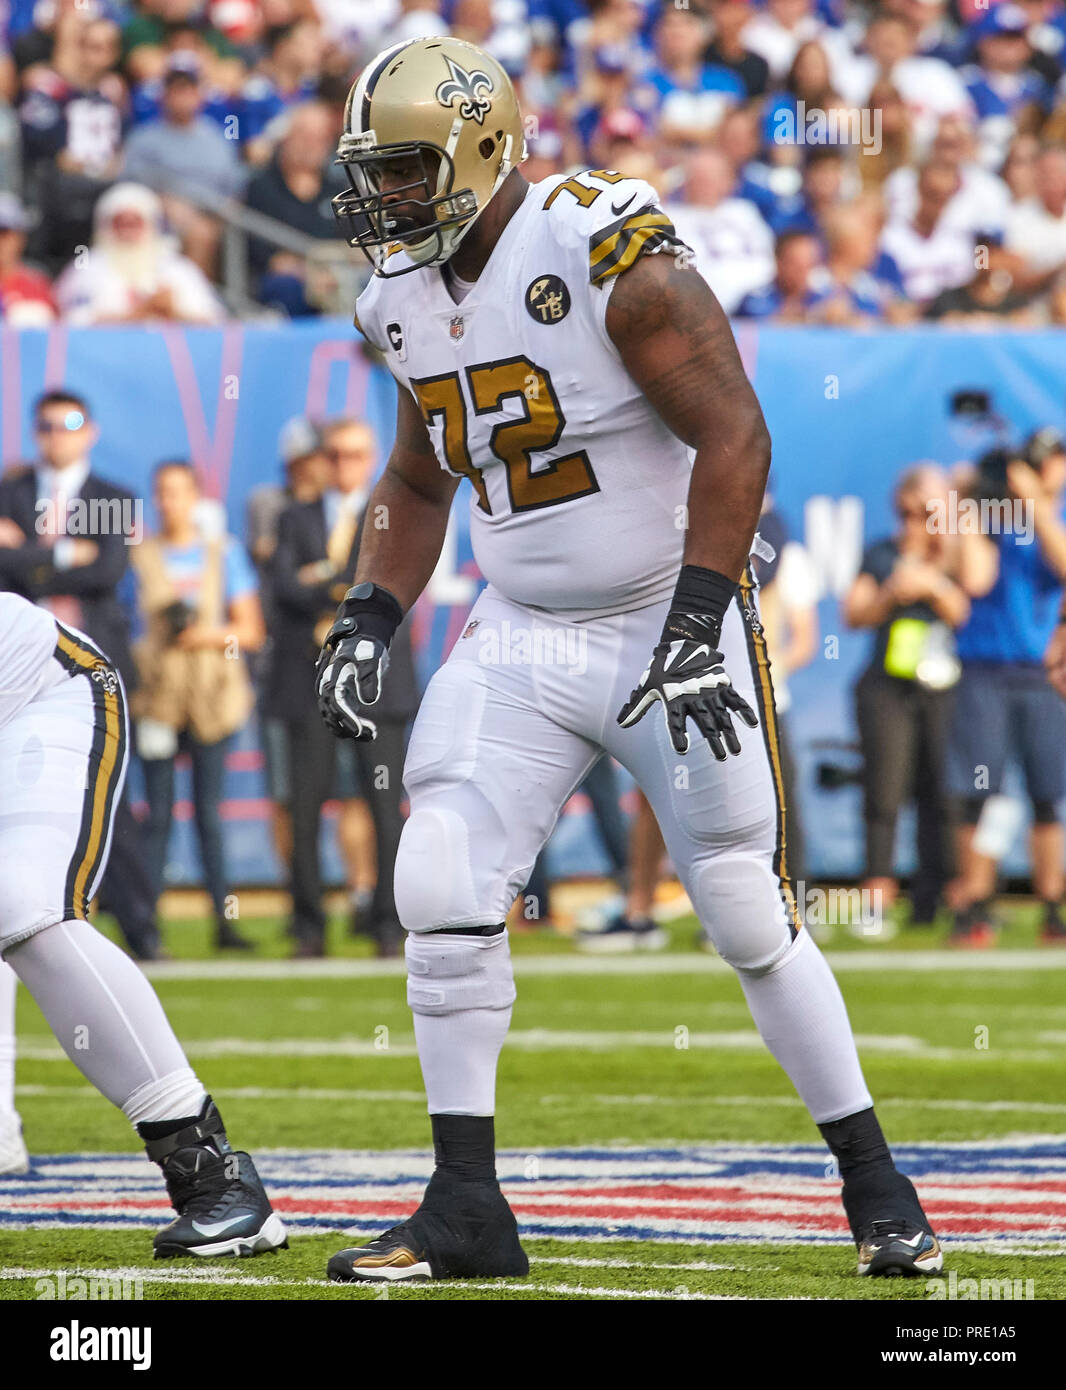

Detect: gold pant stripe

[55,629,125,920]
[738,572,802,937]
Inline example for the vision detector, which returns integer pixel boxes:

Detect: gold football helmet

[333,37,527,277]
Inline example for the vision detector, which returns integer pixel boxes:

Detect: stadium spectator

[1001,130,1040,202]
[1004,144,1066,280]
[742,0,853,88]
[703,0,770,99]
[665,146,775,313]
[243,100,343,317]
[240,18,325,160]
[122,53,246,202]
[882,115,1011,241]
[248,418,331,893]
[856,79,913,190]
[379,0,450,48]
[54,181,224,324]
[844,463,970,925]
[0,192,56,324]
[949,431,1066,946]
[811,201,906,322]
[269,416,417,958]
[735,228,824,319]
[636,2,746,147]
[879,159,973,305]
[19,10,126,272]
[0,387,163,960]
[962,5,1051,168]
[855,13,972,153]
[924,234,1035,323]
[130,459,264,952]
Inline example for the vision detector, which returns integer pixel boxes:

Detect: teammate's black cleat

[140,1097,287,1259]
[328,1170,529,1282]
[856,1219,943,1277]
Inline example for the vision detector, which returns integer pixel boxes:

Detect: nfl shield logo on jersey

[449,315,465,342]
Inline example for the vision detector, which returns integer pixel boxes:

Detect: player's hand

[314,582,403,742]
[617,634,758,759]
[316,633,389,741]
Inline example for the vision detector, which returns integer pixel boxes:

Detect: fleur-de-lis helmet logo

[435,57,495,125]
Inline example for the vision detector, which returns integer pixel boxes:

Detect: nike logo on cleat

[190,1216,249,1237]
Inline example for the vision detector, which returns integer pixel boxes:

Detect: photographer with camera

[130,461,265,952]
[949,428,1066,946]
[844,464,970,926]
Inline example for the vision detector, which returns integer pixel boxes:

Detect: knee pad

[1032,799,1059,826]
[394,806,481,932]
[690,852,792,974]
[405,930,515,1017]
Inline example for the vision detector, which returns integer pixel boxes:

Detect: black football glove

[315,582,403,742]
[617,567,758,760]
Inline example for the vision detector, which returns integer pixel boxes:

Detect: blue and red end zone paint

[2,1142,1064,1247]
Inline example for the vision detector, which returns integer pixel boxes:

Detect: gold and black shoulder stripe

[737,569,802,939]
[589,206,687,286]
[54,625,127,921]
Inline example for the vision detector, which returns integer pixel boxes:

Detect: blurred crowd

[0,0,1064,323]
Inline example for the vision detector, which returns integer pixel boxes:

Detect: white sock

[737,930,873,1125]
[122,1070,208,1127]
[0,959,15,1114]
[5,920,205,1118]
[411,934,514,1116]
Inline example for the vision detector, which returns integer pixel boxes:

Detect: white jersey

[356,171,694,620]
[0,592,61,728]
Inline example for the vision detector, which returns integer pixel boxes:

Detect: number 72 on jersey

[412,356,600,516]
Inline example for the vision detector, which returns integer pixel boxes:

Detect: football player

[0,591,286,1257]
[317,37,941,1283]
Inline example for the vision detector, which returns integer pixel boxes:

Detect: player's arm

[316,383,457,742]
[352,384,459,608]
[607,252,767,759]
[606,251,770,584]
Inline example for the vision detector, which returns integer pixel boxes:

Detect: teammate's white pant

[0,630,205,1127]
[396,586,873,1123]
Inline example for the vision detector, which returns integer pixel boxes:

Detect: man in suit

[269,417,417,957]
[0,389,163,960]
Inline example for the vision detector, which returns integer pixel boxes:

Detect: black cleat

[141,1098,287,1259]
[844,1166,942,1277]
[856,1219,943,1277]
[328,1170,528,1282]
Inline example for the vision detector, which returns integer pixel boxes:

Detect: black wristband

[323,581,403,651]
[662,564,738,645]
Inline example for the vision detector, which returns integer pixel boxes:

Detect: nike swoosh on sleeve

[611,193,637,215]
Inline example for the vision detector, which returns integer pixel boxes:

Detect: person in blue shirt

[735,228,828,318]
[130,461,265,952]
[962,7,1053,150]
[636,3,746,143]
[950,429,1066,945]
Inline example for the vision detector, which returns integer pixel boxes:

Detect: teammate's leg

[1,640,285,1256]
[0,958,28,1174]
[329,592,599,1282]
[605,592,941,1277]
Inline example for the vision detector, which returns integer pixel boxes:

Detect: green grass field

[3,897,1065,1302]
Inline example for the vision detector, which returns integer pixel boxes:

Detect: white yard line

[16,1083,1066,1116]
[0,1265,777,1300]
[13,1031,1062,1063]
[136,950,1066,982]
